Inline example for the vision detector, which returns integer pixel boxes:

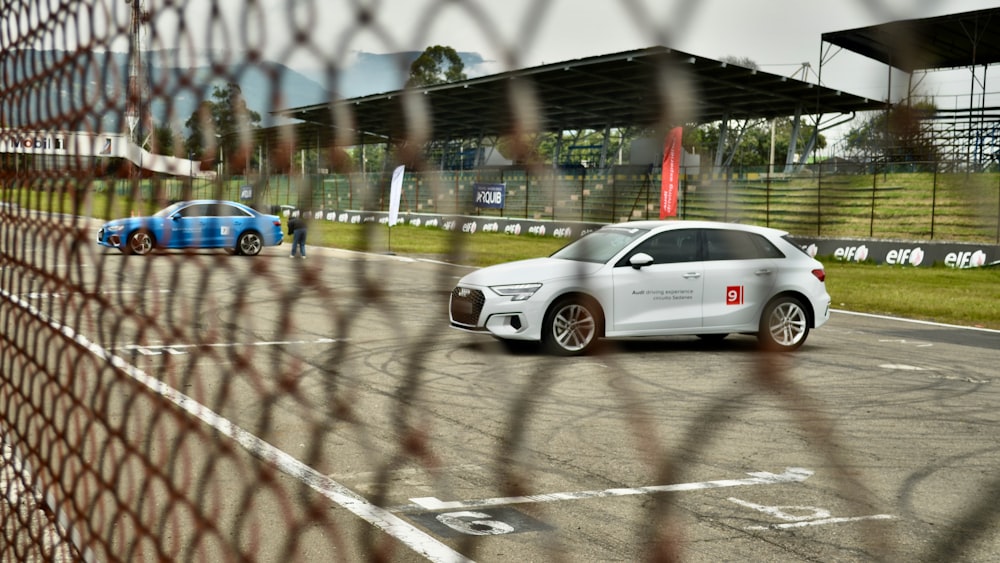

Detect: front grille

[450,287,485,327]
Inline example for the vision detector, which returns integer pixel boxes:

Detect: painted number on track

[729,497,894,530]
[408,507,552,538]
[436,511,515,536]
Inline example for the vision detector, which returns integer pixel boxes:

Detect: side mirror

[629,252,654,269]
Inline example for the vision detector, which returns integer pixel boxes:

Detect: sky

[15,0,1000,141]
[31,0,1000,103]
[164,0,1000,104]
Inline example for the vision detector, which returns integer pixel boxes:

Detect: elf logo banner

[726,286,744,306]
[833,245,869,262]
[885,247,925,266]
[945,250,987,269]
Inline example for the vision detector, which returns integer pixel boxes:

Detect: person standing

[288,213,307,258]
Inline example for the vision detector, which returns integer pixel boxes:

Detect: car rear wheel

[543,297,602,356]
[125,230,154,255]
[237,231,263,256]
[758,296,810,351]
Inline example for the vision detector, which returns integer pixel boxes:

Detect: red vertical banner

[660,126,683,219]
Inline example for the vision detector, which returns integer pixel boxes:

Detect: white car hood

[459,257,604,287]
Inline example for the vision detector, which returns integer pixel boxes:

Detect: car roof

[607,220,788,237]
[170,200,259,212]
[178,199,245,207]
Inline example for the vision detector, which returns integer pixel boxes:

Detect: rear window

[705,229,785,260]
[781,235,813,258]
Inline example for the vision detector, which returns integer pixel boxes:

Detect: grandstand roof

[822,7,1000,72]
[271,46,879,146]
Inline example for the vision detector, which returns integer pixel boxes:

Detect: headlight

[105,225,125,232]
[490,283,542,301]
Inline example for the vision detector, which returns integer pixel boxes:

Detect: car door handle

[755,269,773,276]
[682,272,702,279]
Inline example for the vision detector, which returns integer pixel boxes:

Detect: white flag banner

[388,165,405,227]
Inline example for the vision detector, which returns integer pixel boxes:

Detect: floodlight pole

[125,0,150,187]
[125,0,143,146]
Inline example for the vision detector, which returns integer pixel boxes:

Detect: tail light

[811,268,826,282]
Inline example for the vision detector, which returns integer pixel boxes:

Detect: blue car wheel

[237,231,263,256]
[126,230,154,256]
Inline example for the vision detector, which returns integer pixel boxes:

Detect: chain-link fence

[79,162,1000,245]
[3,1,1000,561]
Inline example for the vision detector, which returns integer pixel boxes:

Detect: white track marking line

[23,289,171,299]
[405,467,813,512]
[119,338,339,355]
[833,309,1000,334]
[2,288,471,563]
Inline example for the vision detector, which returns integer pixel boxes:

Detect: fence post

[679,167,687,220]
[525,169,530,219]
[551,171,557,222]
[724,166,730,222]
[610,169,617,223]
[648,167,663,220]
[500,169,505,218]
[931,162,938,240]
[815,157,822,236]
[869,165,877,238]
[765,164,772,229]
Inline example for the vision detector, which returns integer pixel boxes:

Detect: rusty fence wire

[2,1,999,562]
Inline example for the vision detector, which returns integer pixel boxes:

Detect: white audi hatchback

[449,220,831,355]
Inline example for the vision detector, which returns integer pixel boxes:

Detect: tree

[406,46,467,88]
[184,83,262,173]
[842,101,938,167]
[682,118,825,169]
[152,125,176,157]
[350,144,384,175]
[719,55,760,71]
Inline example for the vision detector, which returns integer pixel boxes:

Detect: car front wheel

[125,230,154,255]
[543,297,602,356]
[759,296,810,351]
[237,231,263,256]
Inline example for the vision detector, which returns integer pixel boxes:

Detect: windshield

[550,226,650,263]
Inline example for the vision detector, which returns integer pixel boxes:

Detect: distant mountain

[0,49,489,134]
[300,50,491,98]
[1,49,328,133]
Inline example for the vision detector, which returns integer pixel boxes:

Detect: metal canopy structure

[274,46,878,146]
[821,7,1000,168]
[822,7,1000,72]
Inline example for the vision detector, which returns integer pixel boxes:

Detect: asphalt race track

[18,237,1000,562]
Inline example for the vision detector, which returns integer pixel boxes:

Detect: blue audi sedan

[97,200,284,256]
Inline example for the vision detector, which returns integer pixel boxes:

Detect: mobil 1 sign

[474,183,506,209]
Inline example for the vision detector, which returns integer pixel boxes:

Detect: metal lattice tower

[125,0,150,148]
